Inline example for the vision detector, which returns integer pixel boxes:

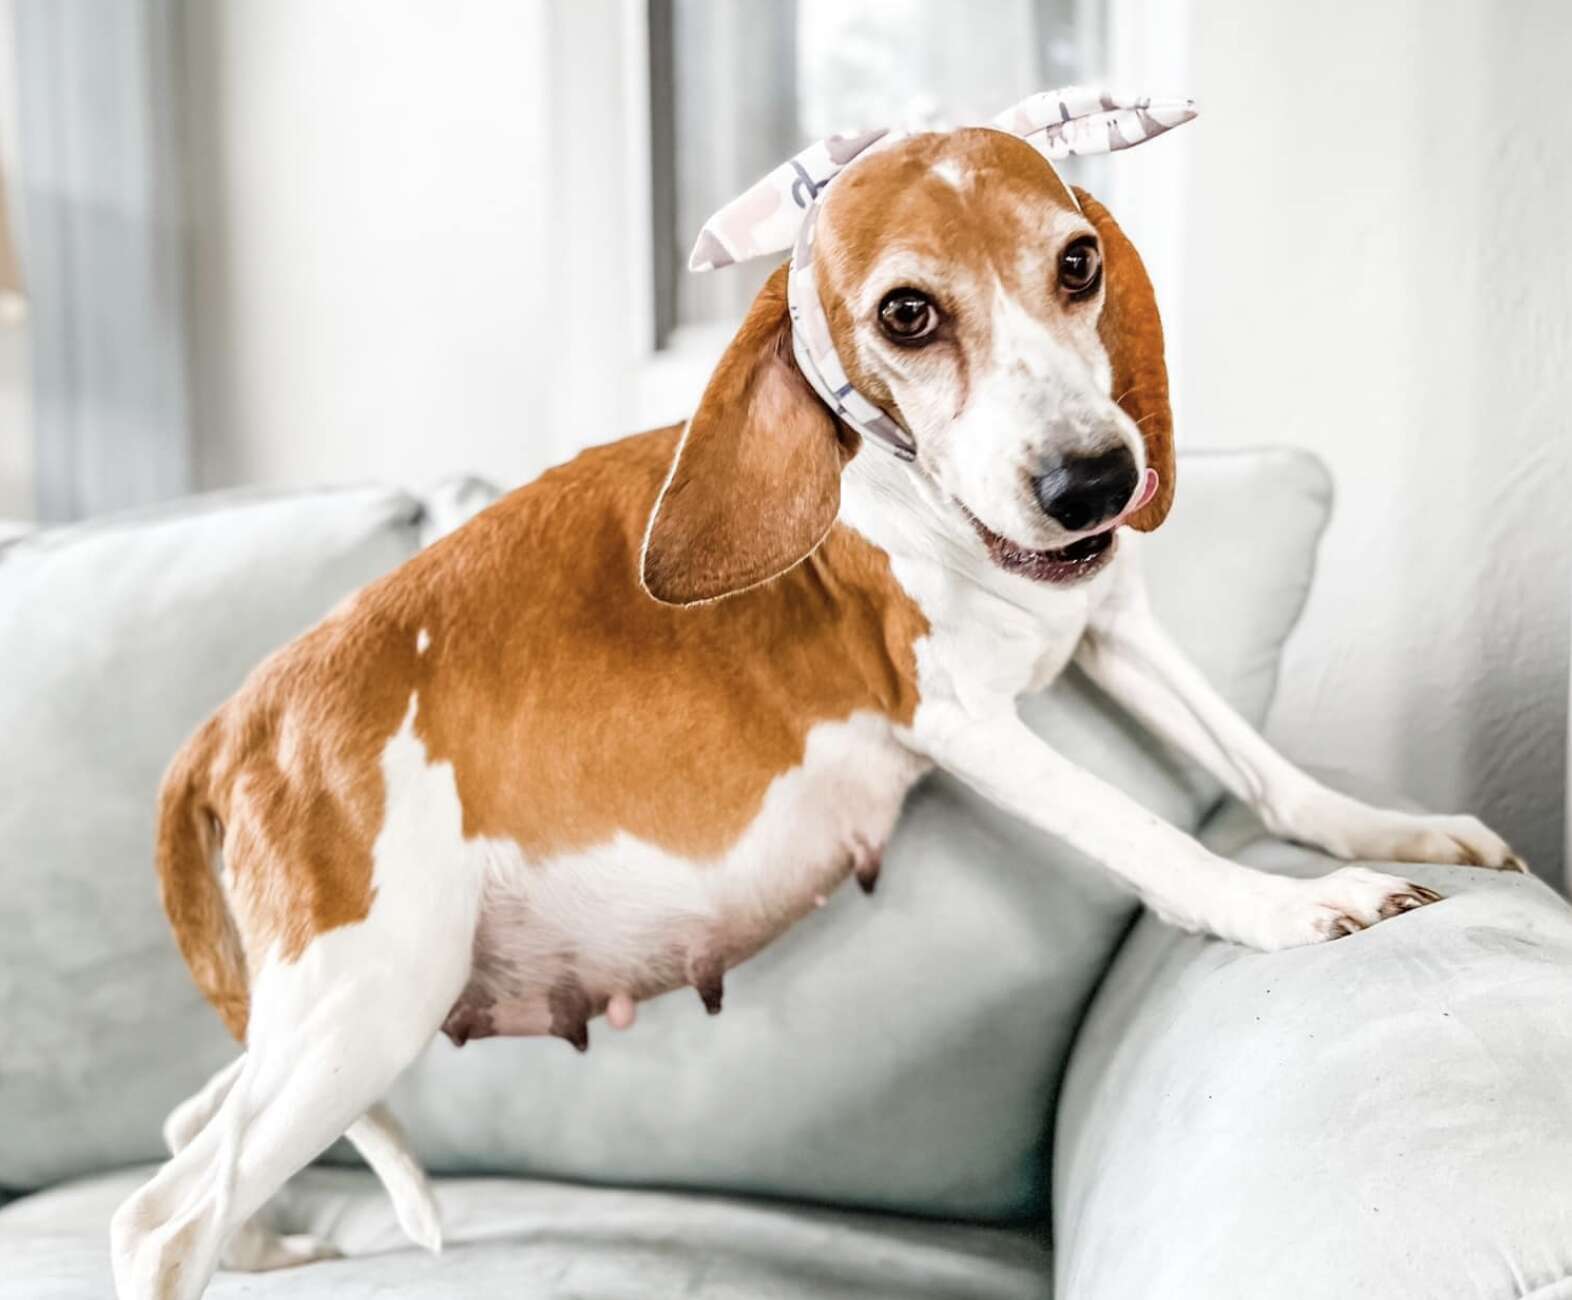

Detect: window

[648,0,1109,349]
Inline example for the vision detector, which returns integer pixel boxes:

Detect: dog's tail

[351,1104,445,1253]
[155,719,250,1040]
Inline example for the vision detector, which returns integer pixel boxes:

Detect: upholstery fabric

[0,450,1330,1226]
[0,1166,1053,1300]
[1053,785,1572,1299]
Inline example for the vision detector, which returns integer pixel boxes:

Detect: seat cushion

[1052,786,1572,1299]
[0,448,1330,1224]
[0,1166,1052,1300]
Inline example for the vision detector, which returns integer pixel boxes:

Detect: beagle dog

[112,93,1522,1299]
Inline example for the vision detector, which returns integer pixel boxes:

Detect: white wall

[0,0,33,521]
[1129,0,1569,879]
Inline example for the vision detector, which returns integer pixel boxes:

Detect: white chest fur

[838,448,1105,714]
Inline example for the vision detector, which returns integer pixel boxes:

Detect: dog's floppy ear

[1073,187,1175,532]
[641,265,851,606]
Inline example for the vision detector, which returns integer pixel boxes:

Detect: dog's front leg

[1075,580,1525,872]
[914,707,1440,949]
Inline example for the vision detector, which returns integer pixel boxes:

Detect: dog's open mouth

[958,468,1157,585]
[964,513,1119,584]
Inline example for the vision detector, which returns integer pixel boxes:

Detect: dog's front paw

[1244,866,1441,950]
[1332,809,1526,873]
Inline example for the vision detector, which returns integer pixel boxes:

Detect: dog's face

[643,130,1173,606]
[813,129,1170,583]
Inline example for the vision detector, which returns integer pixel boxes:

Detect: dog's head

[642,127,1174,606]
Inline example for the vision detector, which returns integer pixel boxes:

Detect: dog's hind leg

[163,1056,244,1156]
[114,926,470,1300]
[344,1102,443,1254]
[214,1103,440,1272]
[163,1059,439,1273]
[115,700,481,1299]
[160,1055,336,1272]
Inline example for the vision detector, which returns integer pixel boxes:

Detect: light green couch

[3,451,1570,1299]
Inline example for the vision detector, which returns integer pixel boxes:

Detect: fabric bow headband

[689,86,1197,461]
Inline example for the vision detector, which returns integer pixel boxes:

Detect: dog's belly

[443,712,930,1049]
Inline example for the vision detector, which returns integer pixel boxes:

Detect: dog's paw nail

[1381,894,1420,918]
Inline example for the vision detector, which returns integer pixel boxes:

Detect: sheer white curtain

[13,0,192,522]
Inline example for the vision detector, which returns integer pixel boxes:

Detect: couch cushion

[361,448,1332,1220]
[1052,789,1572,1299]
[0,448,1330,1222]
[0,1166,1053,1300]
[0,486,433,1190]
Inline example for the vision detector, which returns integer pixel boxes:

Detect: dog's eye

[878,290,940,345]
[1059,237,1102,298]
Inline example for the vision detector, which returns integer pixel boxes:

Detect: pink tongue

[1129,466,1160,513]
[1079,467,1160,538]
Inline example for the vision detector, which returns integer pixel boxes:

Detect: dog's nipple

[688,950,725,1016]
[548,978,592,1053]
[606,993,637,1031]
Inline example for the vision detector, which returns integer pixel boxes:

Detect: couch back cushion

[0,449,1330,1219]
[0,487,426,1189]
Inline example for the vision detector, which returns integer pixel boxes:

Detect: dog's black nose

[1032,449,1139,532]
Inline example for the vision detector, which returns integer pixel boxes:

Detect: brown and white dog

[112,126,1521,1298]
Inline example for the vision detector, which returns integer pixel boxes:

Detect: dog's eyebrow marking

[416,628,431,654]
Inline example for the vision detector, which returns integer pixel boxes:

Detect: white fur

[942,277,1138,548]
[931,159,968,190]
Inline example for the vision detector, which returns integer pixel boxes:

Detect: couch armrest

[1052,785,1572,1300]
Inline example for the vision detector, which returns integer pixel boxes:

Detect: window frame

[626,0,1190,434]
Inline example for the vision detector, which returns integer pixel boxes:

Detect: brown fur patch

[157,426,928,1040]
[407,431,928,858]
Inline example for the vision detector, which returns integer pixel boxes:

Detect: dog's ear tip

[637,563,700,609]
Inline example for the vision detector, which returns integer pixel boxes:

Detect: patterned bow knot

[688,86,1197,461]
[990,86,1197,161]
